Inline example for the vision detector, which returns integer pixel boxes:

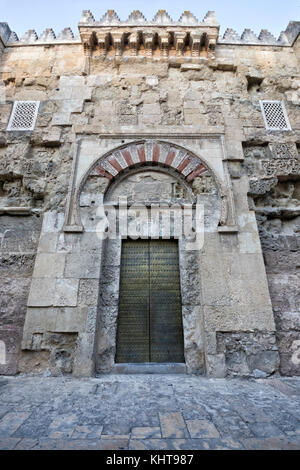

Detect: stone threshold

[110,363,187,374]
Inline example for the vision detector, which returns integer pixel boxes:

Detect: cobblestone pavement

[0,375,299,450]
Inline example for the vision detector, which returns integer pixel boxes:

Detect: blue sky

[0,0,299,39]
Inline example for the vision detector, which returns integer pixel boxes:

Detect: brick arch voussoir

[93,142,210,183]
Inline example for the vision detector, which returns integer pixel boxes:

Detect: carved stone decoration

[128,32,139,56]
[174,32,186,56]
[262,159,300,177]
[111,32,125,57]
[190,31,202,57]
[80,31,95,57]
[78,10,219,59]
[158,32,170,57]
[249,178,278,196]
[143,32,155,57]
[96,32,109,57]
[206,33,217,52]
[268,143,298,160]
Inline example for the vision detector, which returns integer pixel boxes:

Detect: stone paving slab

[131,427,162,439]
[186,419,220,439]
[0,375,299,450]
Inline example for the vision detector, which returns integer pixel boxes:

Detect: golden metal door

[116,240,184,363]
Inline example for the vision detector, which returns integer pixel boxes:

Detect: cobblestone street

[0,375,299,450]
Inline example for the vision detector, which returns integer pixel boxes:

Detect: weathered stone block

[22,307,57,335]
[71,87,92,101]
[54,307,87,333]
[73,332,96,377]
[60,76,85,88]
[78,280,99,307]
[206,354,226,378]
[64,254,101,279]
[61,100,84,113]
[33,253,65,278]
[27,279,56,307]
[54,279,79,307]
[37,233,58,253]
[41,212,64,234]
[217,331,280,377]
[42,128,62,147]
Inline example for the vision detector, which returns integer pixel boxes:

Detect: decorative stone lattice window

[260,100,291,131]
[7,101,40,131]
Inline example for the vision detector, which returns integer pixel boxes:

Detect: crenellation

[7,31,19,43]
[277,31,290,45]
[38,28,56,42]
[0,22,12,44]
[126,10,147,25]
[2,11,297,50]
[241,29,259,44]
[203,11,219,26]
[222,28,240,43]
[99,9,121,25]
[178,11,199,25]
[57,28,74,41]
[258,29,277,44]
[20,29,38,43]
[152,10,174,25]
[284,20,300,45]
[80,9,95,24]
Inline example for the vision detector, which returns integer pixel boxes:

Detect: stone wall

[0,214,41,374]
[244,143,300,375]
[0,10,299,377]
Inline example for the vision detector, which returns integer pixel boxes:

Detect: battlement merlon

[0,22,12,51]
[0,11,300,51]
[78,10,220,59]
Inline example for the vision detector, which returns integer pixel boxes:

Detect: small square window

[7,101,40,131]
[260,100,291,131]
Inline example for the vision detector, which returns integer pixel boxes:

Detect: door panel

[115,241,150,363]
[150,241,185,363]
[115,240,184,364]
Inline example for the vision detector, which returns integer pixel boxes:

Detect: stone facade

[0,10,299,378]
